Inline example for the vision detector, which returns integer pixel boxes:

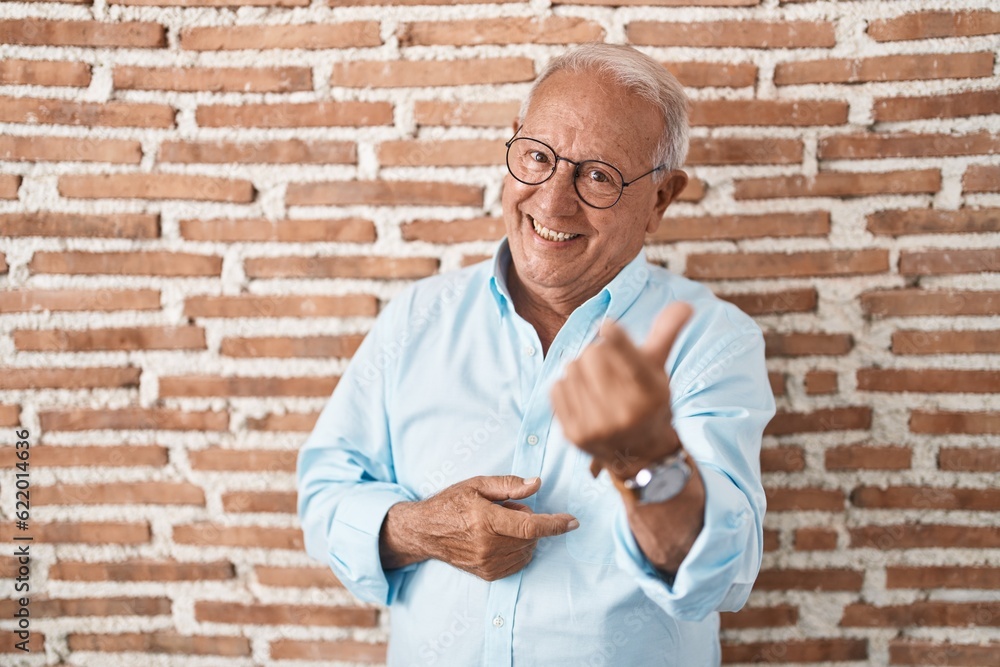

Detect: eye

[528,150,550,164]
[586,168,611,183]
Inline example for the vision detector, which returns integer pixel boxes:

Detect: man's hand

[379,476,578,581]
[550,302,693,479]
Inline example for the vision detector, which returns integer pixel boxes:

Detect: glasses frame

[504,127,667,209]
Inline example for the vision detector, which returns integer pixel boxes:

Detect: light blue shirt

[298,240,774,667]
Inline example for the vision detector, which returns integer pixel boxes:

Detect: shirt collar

[488,238,651,321]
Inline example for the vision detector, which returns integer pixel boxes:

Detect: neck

[507,267,601,355]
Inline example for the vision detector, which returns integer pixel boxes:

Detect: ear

[511,118,520,135]
[646,170,689,234]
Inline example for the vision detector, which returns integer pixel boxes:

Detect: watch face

[640,460,691,504]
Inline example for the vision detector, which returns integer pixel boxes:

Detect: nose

[533,158,580,216]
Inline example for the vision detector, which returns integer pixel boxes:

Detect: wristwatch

[621,451,692,504]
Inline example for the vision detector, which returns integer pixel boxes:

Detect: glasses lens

[575,161,623,208]
[507,138,555,185]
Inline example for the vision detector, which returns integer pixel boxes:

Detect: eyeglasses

[505,127,666,209]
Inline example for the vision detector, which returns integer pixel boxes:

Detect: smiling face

[502,68,687,312]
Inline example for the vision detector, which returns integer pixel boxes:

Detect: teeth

[532,218,580,242]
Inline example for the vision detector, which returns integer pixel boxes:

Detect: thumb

[472,475,540,502]
[641,301,693,369]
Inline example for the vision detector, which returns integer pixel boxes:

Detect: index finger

[488,504,579,541]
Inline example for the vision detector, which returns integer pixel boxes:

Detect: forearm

[379,501,431,570]
[618,453,706,574]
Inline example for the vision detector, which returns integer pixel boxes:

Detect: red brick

[805,370,838,394]
[59,173,253,202]
[765,332,852,357]
[664,61,757,88]
[736,169,940,199]
[173,523,303,549]
[222,490,295,513]
[691,99,848,126]
[821,132,1000,160]
[181,218,373,243]
[687,137,803,165]
[628,20,834,48]
[886,566,1000,590]
[721,604,797,629]
[35,482,204,507]
[30,251,221,277]
[415,100,520,127]
[795,527,838,551]
[868,208,1000,237]
[0,253,6,272]
[964,165,1000,193]
[652,212,826,242]
[826,445,911,471]
[197,101,391,128]
[0,521,149,544]
[769,371,786,397]
[0,367,139,390]
[869,11,1000,42]
[461,254,491,267]
[113,0,306,4]
[0,289,160,313]
[893,330,1000,355]
[722,639,867,664]
[718,288,817,315]
[939,446,1000,470]
[0,135,142,164]
[400,17,602,46]
[687,249,888,280]
[14,326,205,352]
[68,632,249,656]
[0,597,169,619]
[189,448,296,472]
[0,19,165,47]
[114,66,311,93]
[221,334,363,359]
[775,52,994,85]
[256,565,342,588]
[755,568,863,591]
[889,640,1000,666]
[901,248,1000,275]
[39,408,228,432]
[0,59,90,87]
[30,445,168,468]
[270,639,387,663]
[875,89,1000,121]
[339,0,522,3]
[161,140,354,165]
[766,407,872,435]
[181,21,380,50]
[677,178,706,202]
[160,375,337,398]
[842,601,1000,628]
[0,97,175,128]
[287,180,482,207]
[0,175,21,199]
[761,445,805,472]
[377,139,503,167]
[331,58,534,87]
[184,294,376,318]
[0,212,155,236]
[763,529,780,552]
[245,256,438,280]
[767,487,845,512]
[852,485,1000,511]
[401,217,504,243]
[859,368,999,393]
[246,412,319,432]
[0,405,21,427]
[850,524,1000,549]
[862,289,1000,318]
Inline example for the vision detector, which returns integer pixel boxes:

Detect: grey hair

[518,43,690,178]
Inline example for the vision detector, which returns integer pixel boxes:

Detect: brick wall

[0,0,997,665]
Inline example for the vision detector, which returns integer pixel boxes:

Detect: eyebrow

[519,128,617,168]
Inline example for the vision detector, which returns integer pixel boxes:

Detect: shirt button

[524,346,536,357]
[493,614,504,628]
[526,434,539,446]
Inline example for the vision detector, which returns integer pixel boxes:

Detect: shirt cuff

[327,484,418,606]
[613,464,759,622]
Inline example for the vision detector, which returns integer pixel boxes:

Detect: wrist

[379,500,430,570]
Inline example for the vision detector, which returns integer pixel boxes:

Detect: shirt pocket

[565,449,618,565]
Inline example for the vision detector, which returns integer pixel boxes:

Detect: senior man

[298,43,774,666]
